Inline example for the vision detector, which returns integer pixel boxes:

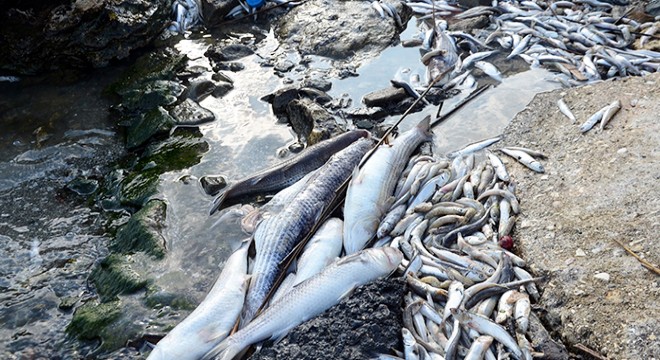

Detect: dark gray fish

[209,130,370,215]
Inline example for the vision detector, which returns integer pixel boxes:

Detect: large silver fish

[202,247,403,360]
[240,138,373,326]
[147,241,250,360]
[343,117,432,254]
[209,130,370,215]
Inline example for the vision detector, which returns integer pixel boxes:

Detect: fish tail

[201,335,242,360]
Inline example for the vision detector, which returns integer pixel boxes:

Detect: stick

[574,343,608,360]
[430,84,491,128]
[612,238,660,276]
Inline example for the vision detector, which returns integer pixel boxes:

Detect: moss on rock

[90,254,149,302]
[126,106,176,149]
[113,199,167,258]
[67,300,122,341]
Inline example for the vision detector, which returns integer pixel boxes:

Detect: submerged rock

[0,0,172,74]
[250,278,405,360]
[113,199,168,258]
[90,254,150,302]
[126,107,175,149]
[205,43,255,62]
[286,98,335,144]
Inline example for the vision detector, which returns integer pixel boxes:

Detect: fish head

[362,247,403,273]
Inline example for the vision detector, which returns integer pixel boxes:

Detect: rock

[90,254,149,302]
[67,300,122,340]
[363,87,408,108]
[276,0,398,61]
[66,178,99,196]
[200,175,227,195]
[275,59,295,73]
[205,43,255,62]
[213,61,246,72]
[575,248,586,257]
[212,80,234,98]
[250,278,406,360]
[186,78,217,102]
[286,98,334,142]
[112,199,168,258]
[594,272,611,282]
[126,107,175,149]
[170,99,216,126]
[449,15,490,32]
[355,119,375,130]
[302,77,332,92]
[345,107,388,120]
[108,48,187,98]
[263,86,300,114]
[528,313,569,360]
[0,0,172,74]
[121,80,184,111]
[201,0,240,26]
[299,87,333,105]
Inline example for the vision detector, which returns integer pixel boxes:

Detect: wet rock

[275,59,296,73]
[205,43,255,62]
[119,131,209,206]
[66,178,99,196]
[200,175,227,196]
[170,99,216,126]
[302,77,332,92]
[121,80,184,111]
[363,87,408,108]
[145,286,197,310]
[186,78,217,102]
[108,49,187,98]
[345,107,388,120]
[213,61,246,72]
[528,313,569,360]
[212,80,234,98]
[202,0,241,26]
[263,86,300,114]
[276,0,398,61]
[212,71,235,84]
[250,278,405,360]
[355,119,375,130]
[299,87,333,105]
[0,0,172,74]
[126,107,175,149]
[68,300,122,341]
[113,199,168,258]
[286,98,334,143]
[449,15,490,32]
[90,254,149,302]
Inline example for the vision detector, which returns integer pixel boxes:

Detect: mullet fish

[147,241,250,360]
[240,138,373,326]
[202,247,403,360]
[343,117,432,255]
[209,130,370,215]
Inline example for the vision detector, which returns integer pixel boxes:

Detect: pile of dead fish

[398,0,659,88]
[373,136,549,359]
[146,118,556,359]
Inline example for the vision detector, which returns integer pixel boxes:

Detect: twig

[574,343,608,360]
[612,238,660,276]
[430,84,491,128]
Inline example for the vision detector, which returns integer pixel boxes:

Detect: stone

[126,107,175,149]
[112,199,168,258]
[302,77,332,92]
[363,87,408,108]
[200,175,227,196]
[212,80,234,98]
[0,0,172,74]
[594,272,611,282]
[286,98,334,142]
[205,43,255,62]
[250,279,406,360]
[186,78,216,102]
[201,0,240,26]
[449,15,490,32]
[170,99,216,127]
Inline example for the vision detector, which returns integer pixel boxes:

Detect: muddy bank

[500,73,660,359]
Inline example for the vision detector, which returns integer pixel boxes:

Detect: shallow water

[0,17,561,358]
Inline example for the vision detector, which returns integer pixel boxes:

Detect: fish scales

[241,138,373,326]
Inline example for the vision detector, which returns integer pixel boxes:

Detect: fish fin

[209,190,229,215]
[206,329,230,342]
[338,285,357,301]
[240,208,263,235]
[417,115,432,138]
[201,336,240,360]
[246,175,266,186]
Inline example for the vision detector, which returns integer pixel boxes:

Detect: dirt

[499,72,660,359]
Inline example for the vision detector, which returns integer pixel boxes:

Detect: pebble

[617,147,627,155]
[594,272,611,282]
[575,249,586,257]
